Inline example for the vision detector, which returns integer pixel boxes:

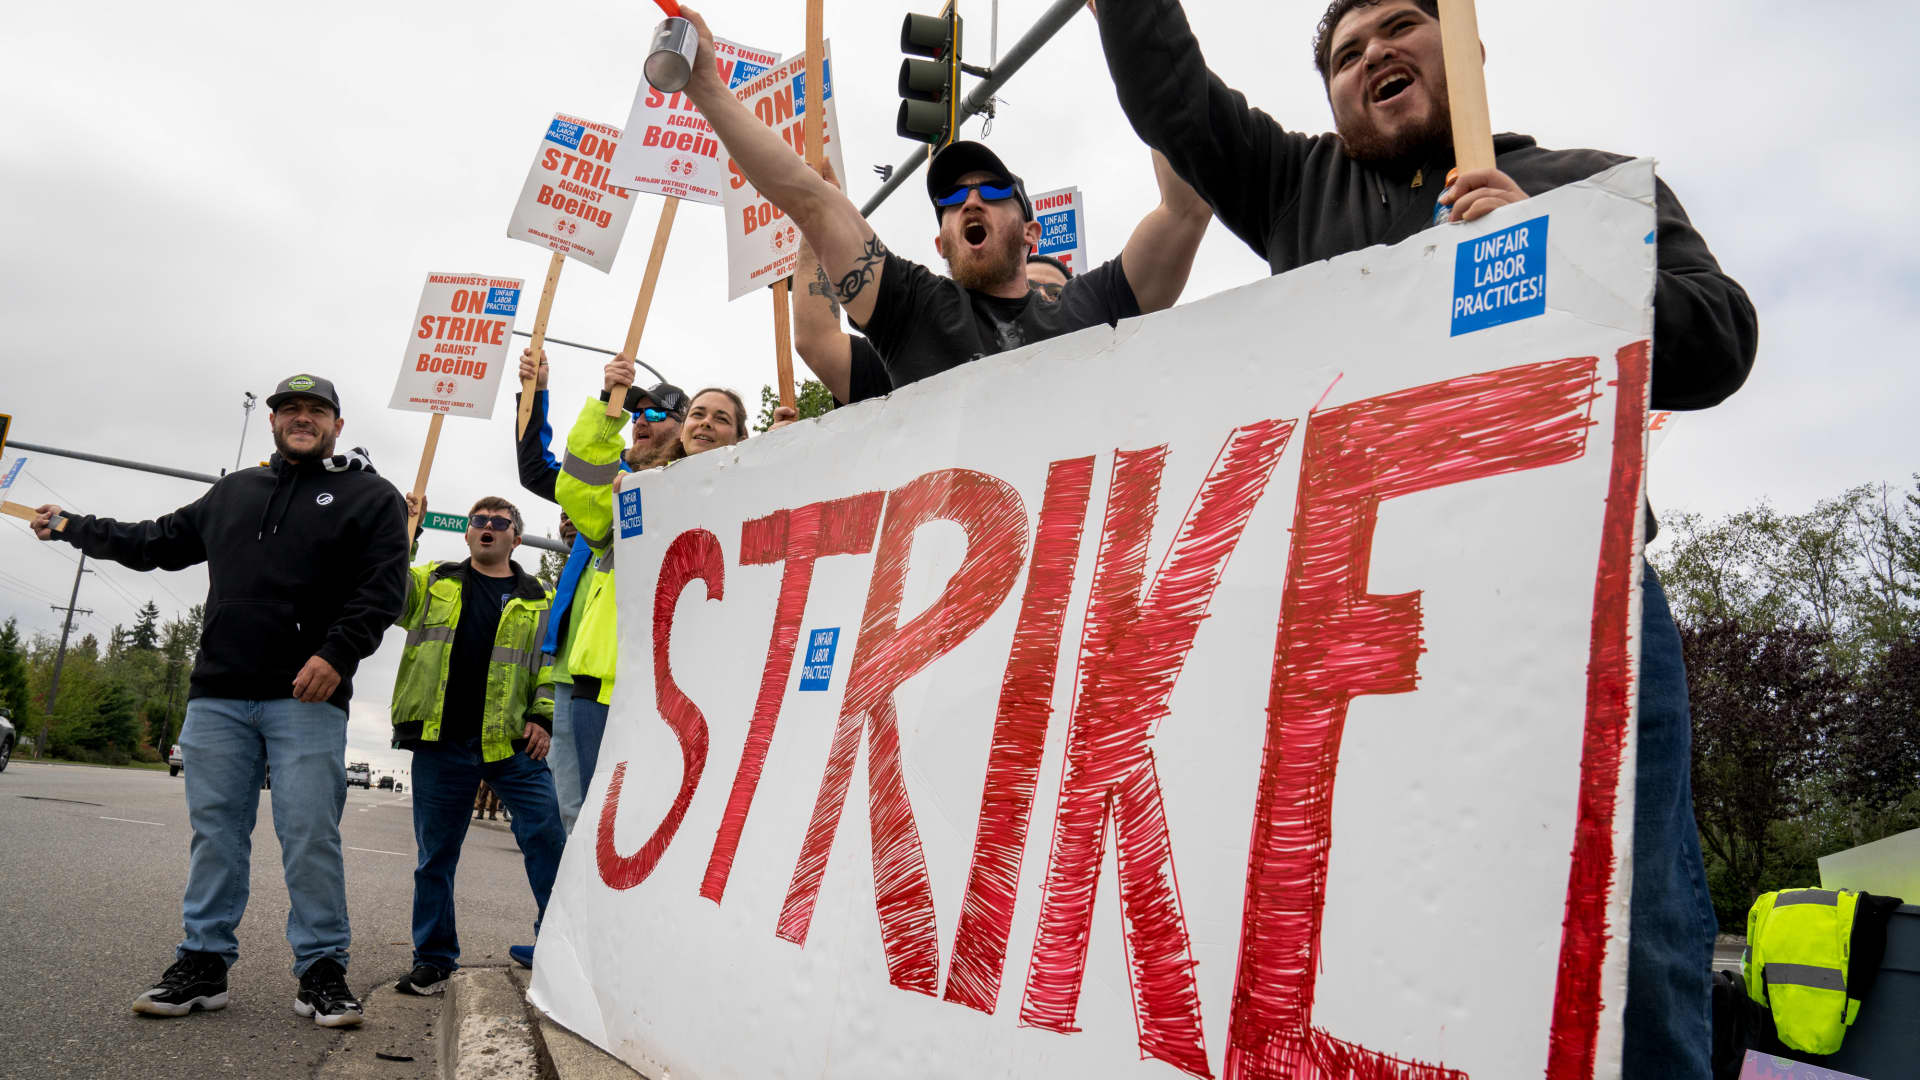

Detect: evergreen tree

[0,618,32,733]
[755,379,836,432]
[131,601,162,651]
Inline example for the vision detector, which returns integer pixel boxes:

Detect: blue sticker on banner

[546,118,584,149]
[791,60,834,115]
[1037,208,1078,255]
[1450,214,1548,336]
[618,486,643,538]
[729,59,769,90]
[797,627,840,691]
[0,457,25,492]
[485,287,520,316]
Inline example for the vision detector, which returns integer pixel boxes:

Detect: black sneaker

[395,962,451,996]
[293,958,364,1028]
[132,951,229,1017]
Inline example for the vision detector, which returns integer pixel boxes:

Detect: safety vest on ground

[389,559,556,763]
[555,398,627,703]
[1744,887,1863,1055]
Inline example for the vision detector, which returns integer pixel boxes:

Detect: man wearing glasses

[388,495,566,993]
[674,6,1210,391]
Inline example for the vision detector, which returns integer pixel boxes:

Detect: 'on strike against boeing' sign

[532,162,1661,1080]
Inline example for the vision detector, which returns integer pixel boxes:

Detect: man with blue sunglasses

[675,6,1209,393]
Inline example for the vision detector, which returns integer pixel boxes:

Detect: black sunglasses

[934,181,1019,208]
[469,514,515,533]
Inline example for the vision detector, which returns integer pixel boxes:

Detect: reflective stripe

[1776,889,1840,908]
[563,451,620,487]
[1765,962,1846,992]
[533,610,552,655]
[406,626,456,647]
[490,646,533,667]
[596,547,616,573]
[534,684,556,702]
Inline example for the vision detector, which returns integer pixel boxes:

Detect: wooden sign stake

[767,0,827,413]
[406,411,446,541]
[607,196,681,418]
[2,500,66,533]
[1437,0,1496,173]
[517,250,568,439]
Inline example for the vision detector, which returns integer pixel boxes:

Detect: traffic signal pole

[861,0,1087,217]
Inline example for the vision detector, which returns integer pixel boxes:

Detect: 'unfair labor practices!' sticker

[485,287,521,317]
[1451,215,1548,336]
[618,486,643,538]
[797,627,840,691]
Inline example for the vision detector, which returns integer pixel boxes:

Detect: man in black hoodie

[32,373,409,1028]
[1090,2,1756,1077]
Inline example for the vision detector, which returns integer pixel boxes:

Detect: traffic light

[898,1,961,147]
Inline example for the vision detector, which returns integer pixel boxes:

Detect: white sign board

[1029,185,1087,276]
[721,43,848,300]
[608,36,780,205]
[505,113,640,273]
[387,272,523,418]
[0,457,25,495]
[533,162,1662,1080]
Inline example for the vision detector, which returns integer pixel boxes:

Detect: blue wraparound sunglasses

[934,182,1019,208]
[636,407,675,423]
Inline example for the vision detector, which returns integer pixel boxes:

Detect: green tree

[130,601,162,652]
[0,618,33,734]
[755,379,836,432]
[536,541,569,590]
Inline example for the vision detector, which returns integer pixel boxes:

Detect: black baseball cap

[265,373,342,415]
[626,381,689,418]
[926,140,1033,222]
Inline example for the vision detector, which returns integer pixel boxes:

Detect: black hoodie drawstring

[256,459,303,540]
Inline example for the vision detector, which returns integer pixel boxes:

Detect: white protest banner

[505,114,640,274]
[721,43,847,300]
[388,273,523,419]
[533,161,1661,1080]
[609,36,780,205]
[1029,185,1087,275]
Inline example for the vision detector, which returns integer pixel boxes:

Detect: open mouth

[1372,71,1414,103]
[478,531,496,546]
[963,221,988,247]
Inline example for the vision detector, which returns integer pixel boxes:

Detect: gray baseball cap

[265,373,342,415]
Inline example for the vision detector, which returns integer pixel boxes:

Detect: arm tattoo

[807,263,841,316]
[833,235,887,307]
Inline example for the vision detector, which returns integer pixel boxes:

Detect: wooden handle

[1438,0,1496,174]
[406,412,445,542]
[2,500,66,533]
[608,197,681,418]
[804,0,825,170]
[517,251,567,439]
[772,281,796,410]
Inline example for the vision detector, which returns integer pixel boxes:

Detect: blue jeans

[570,691,610,807]
[409,737,567,971]
[176,697,349,976]
[1622,563,1716,1078]
[546,681,583,834]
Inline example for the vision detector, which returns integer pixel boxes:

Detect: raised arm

[794,233,855,404]
[514,347,561,504]
[679,6,889,327]
[1117,150,1214,312]
[1093,0,1308,256]
[555,358,631,554]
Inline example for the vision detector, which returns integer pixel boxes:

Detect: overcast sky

[3,0,1915,773]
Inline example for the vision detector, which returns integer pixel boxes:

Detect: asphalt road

[0,759,548,1079]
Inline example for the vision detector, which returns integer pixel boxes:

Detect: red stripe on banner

[702,493,884,904]
[1021,420,1295,1079]
[1545,340,1650,1078]
[778,470,1028,996]
[945,457,1097,1014]
[1225,358,1601,1080]
[597,528,725,891]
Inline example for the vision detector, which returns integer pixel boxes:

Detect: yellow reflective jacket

[1745,887,1863,1055]
[390,559,555,763]
[555,398,626,704]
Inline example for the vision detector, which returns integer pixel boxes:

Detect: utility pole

[234,391,257,474]
[37,552,92,758]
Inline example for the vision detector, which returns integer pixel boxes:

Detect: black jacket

[61,450,410,710]
[1094,0,1758,411]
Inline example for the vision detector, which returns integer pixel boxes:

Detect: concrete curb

[446,968,544,1079]
[508,967,645,1080]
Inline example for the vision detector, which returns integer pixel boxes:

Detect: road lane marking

[348,846,409,856]
[100,816,166,826]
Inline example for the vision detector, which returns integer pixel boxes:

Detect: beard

[1339,87,1453,166]
[943,221,1027,292]
[272,427,337,462]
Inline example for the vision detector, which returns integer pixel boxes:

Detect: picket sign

[720,44,848,302]
[1440,0,1497,173]
[1029,186,1088,276]
[506,112,644,437]
[531,162,1662,1080]
[604,41,779,419]
[389,272,524,537]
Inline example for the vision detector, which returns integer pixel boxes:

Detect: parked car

[377,775,395,791]
[346,762,372,789]
[168,743,183,777]
[0,707,15,773]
